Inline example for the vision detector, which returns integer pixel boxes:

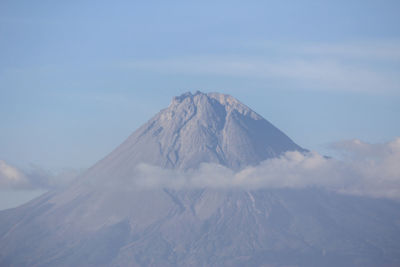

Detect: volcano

[0,92,399,267]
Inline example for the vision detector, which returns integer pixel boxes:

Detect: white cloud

[129,137,400,200]
[0,160,79,191]
[0,160,31,190]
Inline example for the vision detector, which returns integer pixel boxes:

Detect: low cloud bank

[0,160,79,191]
[133,137,400,199]
[3,138,400,200]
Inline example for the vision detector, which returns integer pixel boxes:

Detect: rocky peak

[169,91,261,120]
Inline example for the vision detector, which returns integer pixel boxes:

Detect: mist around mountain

[0,92,399,267]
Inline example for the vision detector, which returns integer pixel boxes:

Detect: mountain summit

[87,91,304,181]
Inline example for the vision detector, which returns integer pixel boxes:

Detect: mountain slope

[0,91,399,267]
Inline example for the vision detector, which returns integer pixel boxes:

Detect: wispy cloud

[127,137,400,200]
[0,160,30,190]
[0,160,79,191]
[121,40,400,94]
[297,41,400,61]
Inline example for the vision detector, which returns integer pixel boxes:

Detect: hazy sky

[1,0,400,172]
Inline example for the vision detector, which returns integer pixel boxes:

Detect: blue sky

[1,0,400,172]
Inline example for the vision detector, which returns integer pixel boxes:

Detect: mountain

[0,91,399,267]
[86,91,304,177]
